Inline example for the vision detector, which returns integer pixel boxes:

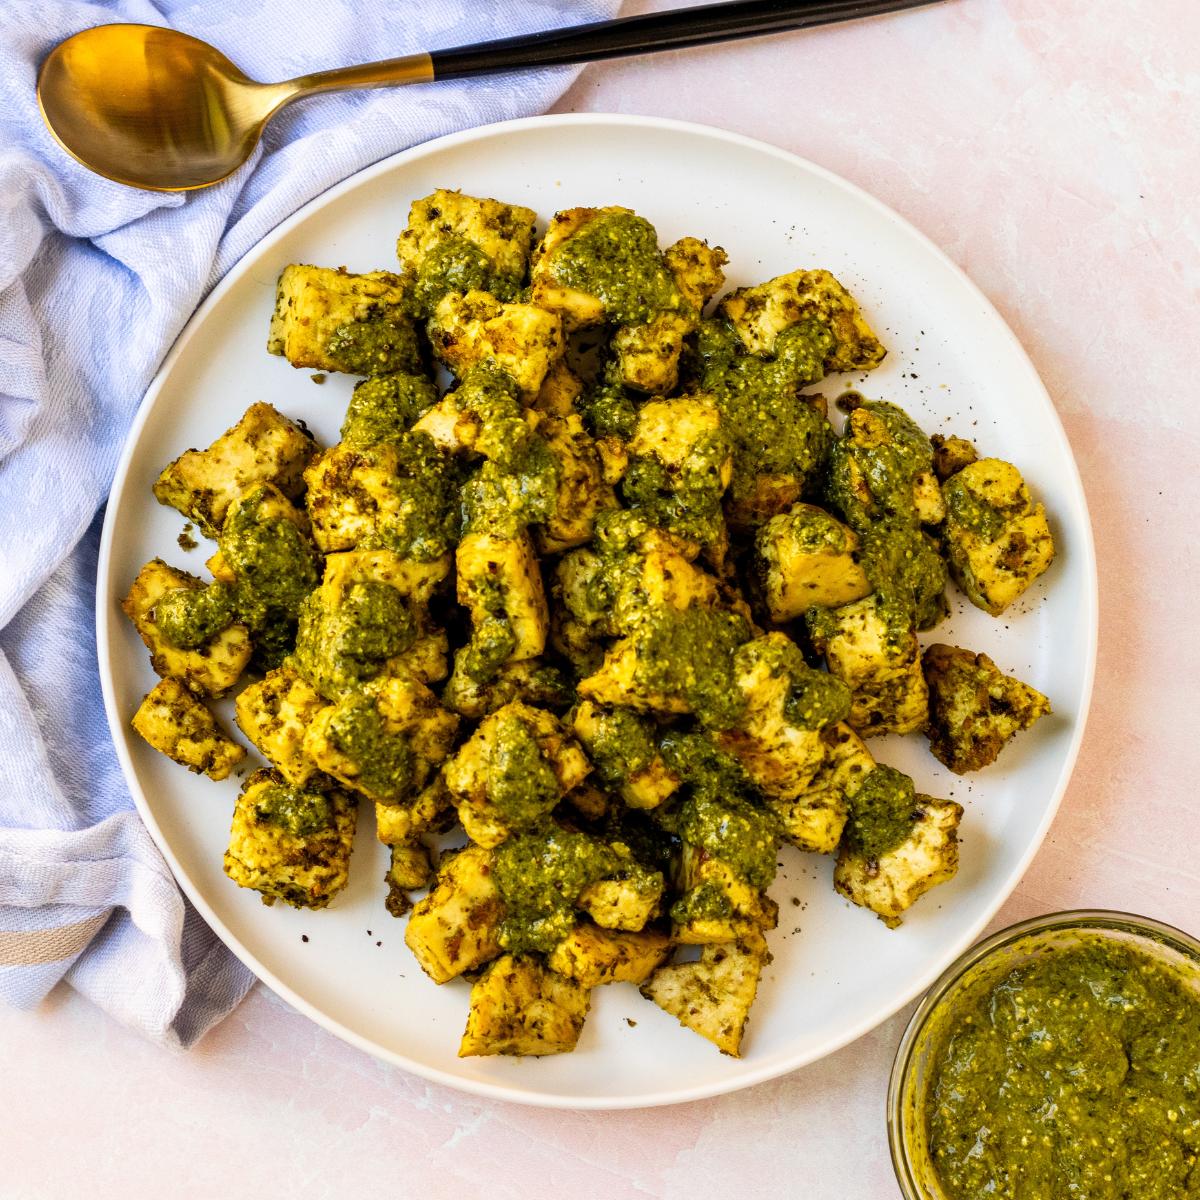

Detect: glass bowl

[887,909,1200,1200]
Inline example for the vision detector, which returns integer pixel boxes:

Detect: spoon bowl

[37,25,294,191]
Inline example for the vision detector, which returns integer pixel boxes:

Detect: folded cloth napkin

[0,0,618,1047]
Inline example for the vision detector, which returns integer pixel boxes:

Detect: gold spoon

[37,0,941,193]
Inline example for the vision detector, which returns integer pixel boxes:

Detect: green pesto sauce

[678,791,779,889]
[454,361,524,425]
[326,316,421,377]
[584,705,659,786]
[670,879,734,925]
[293,580,417,700]
[579,359,640,441]
[457,574,518,684]
[154,582,237,650]
[694,318,834,513]
[659,729,752,803]
[842,764,919,860]
[326,693,415,802]
[493,824,662,955]
[860,523,948,633]
[460,435,559,539]
[825,399,934,530]
[404,236,520,319]
[620,429,730,547]
[548,212,681,326]
[943,471,1010,541]
[634,607,750,729]
[220,488,321,630]
[487,712,561,829]
[927,938,1200,1200]
[366,432,460,561]
[253,782,335,838]
[340,372,437,447]
[738,637,851,730]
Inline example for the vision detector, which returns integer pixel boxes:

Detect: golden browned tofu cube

[535,409,615,554]
[442,657,571,721]
[809,596,929,737]
[442,702,590,847]
[671,840,779,946]
[664,237,728,313]
[766,721,875,854]
[132,677,245,781]
[629,395,728,478]
[711,634,848,801]
[223,769,356,910]
[931,433,979,481]
[383,839,435,916]
[578,873,665,933]
[404,845,503,983]
[529,206,623,330]
[153,402,317,538]
[835,793,963,927]
[570,700,681,810]
[374,778,451,847]
[548,924,673,988]
[942,458,1056,616]
[577,636,692,716]
[459,955,590,1057]
[456,531,549,675]
[122,559,252,698]
[923,644,1051,774]
[303,673,458,804]
[718,268,885,371]
[396,189,536,307]
[428,290,564,399]
[235,666,328,787]
[755,503,872,620]
[640,933,769,1057]
[267,264,418,376]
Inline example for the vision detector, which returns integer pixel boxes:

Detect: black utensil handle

[430,0,941,80]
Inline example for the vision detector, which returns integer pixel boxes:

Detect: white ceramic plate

[97,114,1097,1109]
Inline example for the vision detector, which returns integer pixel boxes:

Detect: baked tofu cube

[535,410,615,554]
[321,547,451,611]
[809,595,929,737]
[404,845,503,983]
[931,433,979,481]
[640,933,768,1057]
[132,677,245,780]
[396,189,536,309]
[766,721,875,854]
[409,392,482,456]
[578,872,665,933]
[529,206,625,330]
[756,503,872,620]
[671,841,779,946]
[384,839,435,916]
[303,673,458,804]
[223,769,356,910]
[235,667,328,787]
[303,434,455,561]
[548,924,673,988]
[923,644,1051,774]
[428,290,564,399]
[629,395,729,478]
[942,458,1056,615]
[375,778,451,847]
[570,700,681,810]
[122,559,252,697]
[827,400,944,529]
[442,702,589,847]
[267,264,419,376]
[577,636,692,716]
[612,238,728,395]
[456,531,549,677]
[153,402,317,538]
[442,657,572,721]
[711,634,848,801]
[718,268,885,371]
[459,955,590,1057]
[835,794,963,927]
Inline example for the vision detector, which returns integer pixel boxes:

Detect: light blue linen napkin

[0,0,617,1047]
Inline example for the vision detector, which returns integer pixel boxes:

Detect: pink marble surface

[4,2,1199,1196]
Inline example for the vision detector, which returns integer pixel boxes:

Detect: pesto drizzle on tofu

[548,212,682,326]
[253,782,335,838]
[326,693,416,802]
[486,711,561,829]
[841,764,920,860]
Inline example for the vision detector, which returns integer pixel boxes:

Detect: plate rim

[95,111,1099,1110]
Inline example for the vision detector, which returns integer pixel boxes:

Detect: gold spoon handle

[289,53,433,96]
